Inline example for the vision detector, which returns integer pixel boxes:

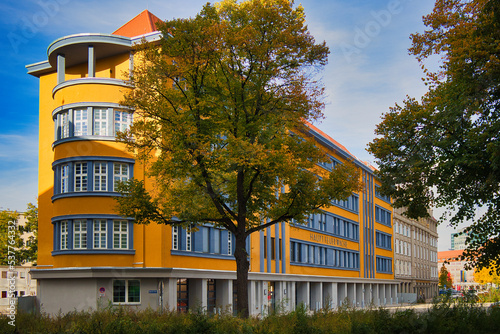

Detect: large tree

[368,0,500,272]
[116,0,361,317]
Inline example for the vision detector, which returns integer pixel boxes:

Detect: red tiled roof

[438,250,464,261]
[112,10,162,38]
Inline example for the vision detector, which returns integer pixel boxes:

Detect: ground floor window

[207,279,216,314]
[112,279,140,304]
[177,279,189,313]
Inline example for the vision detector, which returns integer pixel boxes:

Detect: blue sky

[1,0,461,250]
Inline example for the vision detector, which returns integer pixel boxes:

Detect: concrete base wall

[33,268,400,316]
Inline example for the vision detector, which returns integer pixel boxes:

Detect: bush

[2,298,500,334]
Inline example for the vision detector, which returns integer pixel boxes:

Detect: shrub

[2,299,500,334]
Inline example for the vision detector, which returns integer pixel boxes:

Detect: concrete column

[380,285,386,305]
[248,280,257,316]
[216,279,233,314]
[372,284,379,306]
[310,282,322,311]
[338,283,347,307]
[323,282,336,310]
[57,53,65,84]
[274,281,289,313]
[356,283,363,308]
[296,281,310,310]
[165,278,177,312]
[362,284,368,308]
[290,281,296,310]
[261,281,268,316]
[188,278,207,313]
[88,45,95,77]
[347,283,355,307]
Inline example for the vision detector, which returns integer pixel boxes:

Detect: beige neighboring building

[0,214,37,313]
[393,207,439,301]
[0,266,37,313]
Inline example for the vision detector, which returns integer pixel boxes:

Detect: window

[290,241,359,270]
[93,220,107,249]
[114,110,132,134]
[93,108,108,136]
[60,221,68,250]
[54,105,134,142]
[113,163,129,191]
[113,220,128,249]
[74,108,88,136]
[332,195,359,212]
[228,232,232,255]
[94,162,107,191]
[375,231,391,250]
[318,213,327,231]
[375,206,391,226]
[113,279,140,304]
[1,291,6,298]
[202,227,210,253]
[375,185,391,203]
[54,218,133,253]
[186,228,192,251]
[61,164,69,193]
[177,278,189,313]
[332,216,359,241]
[74,162,88,192]
[376,256,392,273]
[214,229,221,254]
[60,111,69,139]
[1,272,6,279]
[53,158,133,197]
[172,226,178,250]
[73,220,87,249]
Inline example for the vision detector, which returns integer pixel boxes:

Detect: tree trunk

[234,231,250,318]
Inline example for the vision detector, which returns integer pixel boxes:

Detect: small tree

[0,210,23,266]
[0,203,37,266]
[21,203,38,265]
[116,0,361,317]
[439,264,453,289]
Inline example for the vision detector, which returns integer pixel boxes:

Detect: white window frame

[114,110,132,135]
[172,226,178,250]
[113,163,129,191]
[94,162,107,191]
[60,221,68,250]
[112,279,140,304]
[113,220,128,249]
[74,162,88,192]
[93,108,108,136]
[60,111,69,139]
[73,220,87,249]
[61,164,69,193]
[93,219,107,249]
[74,108,88,136]
[186,227,192,251]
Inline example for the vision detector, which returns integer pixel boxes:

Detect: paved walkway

[383,301,494,313]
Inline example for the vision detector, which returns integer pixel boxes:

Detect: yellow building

[27,10,396,315]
